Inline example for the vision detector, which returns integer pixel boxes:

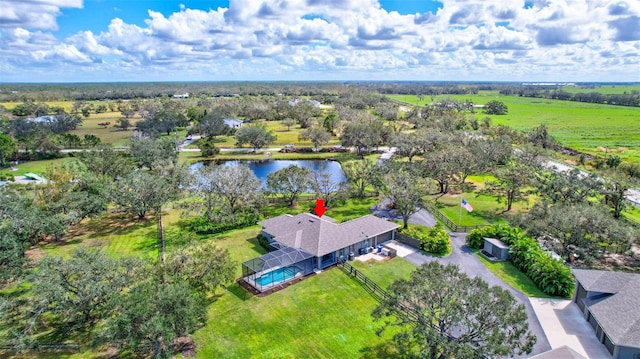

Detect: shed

[223,118,243,128]
[483,237,509,261]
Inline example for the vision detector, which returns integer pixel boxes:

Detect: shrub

[466,224,524,249]
[257,234,273,252]
[470,224,574,297]
[188,213,258,234]
[422,224,451,256]
[509,235,574,297]
[404,224,451,256]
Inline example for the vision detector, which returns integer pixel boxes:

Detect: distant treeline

[0,82,344,102]
[1,82,638,107]
[499,87,640,107]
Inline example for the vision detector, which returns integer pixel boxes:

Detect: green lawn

[388,92,640,162]
[472,249,558,299]
[0,157,77,177]
[427,193,515,227]
[351,256,416,289]
[41,210,186,260]
[622,205,640,224]
[194,269,390,359]
[207,119,341,149]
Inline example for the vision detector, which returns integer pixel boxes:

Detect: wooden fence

[337,262,458,343]
[338,261,392,302]
[422,202,489,233]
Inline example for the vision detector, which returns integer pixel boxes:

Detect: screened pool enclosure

[242,246,315,292]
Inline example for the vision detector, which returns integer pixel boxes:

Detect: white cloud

[0,0,82,31]
[0,0,639,81]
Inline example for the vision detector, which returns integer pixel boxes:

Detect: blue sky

[0,0,638,83]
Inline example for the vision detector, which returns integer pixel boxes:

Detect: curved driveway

[401,232,552,358]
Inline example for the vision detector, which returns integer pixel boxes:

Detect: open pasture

[559,84,640,95]
[389,92,640,162]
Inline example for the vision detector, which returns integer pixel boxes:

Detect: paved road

[402,232,552,358]
[370,200,437,227]
[542,158,640,208]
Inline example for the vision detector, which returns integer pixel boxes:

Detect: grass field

[0,157,77,177]
[208,119,341,148]
[66,112,140,146]
[559,85,640,95]
[426,176,532,227]
[194,270,390,359]
[351,257,416,289]
[388,92,640,162]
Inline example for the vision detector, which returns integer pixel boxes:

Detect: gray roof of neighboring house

[528,345,586,359]
[223,118,243,125]
[258,213,399,257]
[484,237,509,249]
[573,269,640,348]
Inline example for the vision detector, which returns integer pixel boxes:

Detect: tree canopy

[373,261,535,358]
[266,165,311,207]
[235,124,276,152]
[484,100,508,115]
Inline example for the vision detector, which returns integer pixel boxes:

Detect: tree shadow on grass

[66,212,153,239]
[246,235,267,255]
[359,340,403,359]
[226,282,253,301]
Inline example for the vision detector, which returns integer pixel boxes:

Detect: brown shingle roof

[258,213,399,257]
[573,269,640,349]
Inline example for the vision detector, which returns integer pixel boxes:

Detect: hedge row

[402,224,451,256]
[467,224,574,297]
[188,214,258,234]
[509,236,574,297]
[465,224,524,249]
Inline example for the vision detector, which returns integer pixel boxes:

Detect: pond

[190,159,347,186]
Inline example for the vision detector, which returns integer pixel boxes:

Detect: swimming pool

[255,267,299,287]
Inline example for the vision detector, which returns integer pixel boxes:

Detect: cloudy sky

[1,0,639,83]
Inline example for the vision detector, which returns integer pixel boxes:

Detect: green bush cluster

[257,234,272,252]
[188,214,258,234]
[510,237,574,297]
[404,224,451,256]
[0,173,15,182]
[468,224,574,297]
[466,224,524,249]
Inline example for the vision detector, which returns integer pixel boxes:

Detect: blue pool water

[255,267,298,287]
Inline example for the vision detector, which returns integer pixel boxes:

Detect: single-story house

[223,118,243,129]
[25,115,57,123]
[528,345,587,359]
[573,269,640,359]
[242,213,399,292]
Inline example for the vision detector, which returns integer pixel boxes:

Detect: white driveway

[529,298,612,359]
[382,240,417,258]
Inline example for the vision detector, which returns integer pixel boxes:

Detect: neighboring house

[242,213,399,292]
[529,345,587,359]
[25,115,57,123]
[173,92,189,98]
[223,118,243,129]
[287,99,321,108]
[573,269,640,359]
